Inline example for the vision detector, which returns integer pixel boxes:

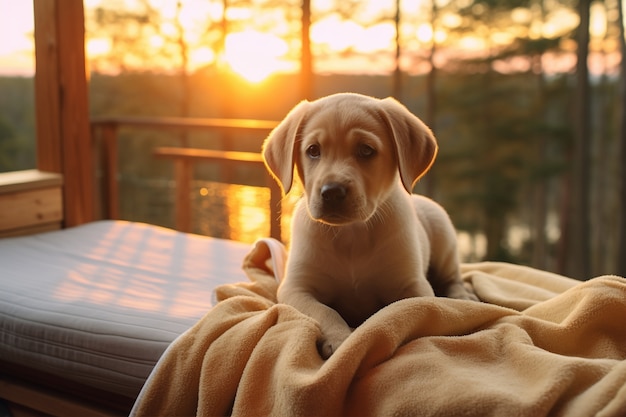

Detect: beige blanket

[130,238,626,417]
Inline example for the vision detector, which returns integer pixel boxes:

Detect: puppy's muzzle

[315,182,352,224]
[321,182,347,205]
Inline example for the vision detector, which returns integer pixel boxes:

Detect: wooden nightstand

[0,170,63,237]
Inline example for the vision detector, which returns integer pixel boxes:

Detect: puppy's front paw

[446,282,479,302]
[317,328,352,359]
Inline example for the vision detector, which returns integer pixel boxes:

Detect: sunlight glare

[355,23,395,53]
[491,31,515,46]
[149,35,165,49]
[223,30,289,82]
[153,0,215,25]
[226,6,253,20]
[416,24,433,43]
[313,0,334,13]
[312,16,394,53]
[543,8,579,38]
[191,47,215,68]
[312,16,362,52]
[225,185,270,243]
[459,35,486,51]
[441,12,462,29]
[511,7,532,25]
[87,38,112,56]
[416,23,448,45]
[590,2,607,39]
[160,21,177,37]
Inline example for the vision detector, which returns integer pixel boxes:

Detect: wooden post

[174,159,193,233]
[268,179,282,241]
[100,123,119,219]
[33,0,62,174]
[33,0,94,227]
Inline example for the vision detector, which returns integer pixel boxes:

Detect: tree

[0,78,36,172]
[301,0,313,99]
[618,0,626,277]
[446,0,533,261]
[88,0,160,72]
[568,0,592,279]
[529,0,549,271]
[392,0,402,100]
[423,0,439,198]
[0,117,20,172]
[434,0,577,264]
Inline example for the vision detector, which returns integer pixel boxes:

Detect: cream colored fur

[263,93,477,358]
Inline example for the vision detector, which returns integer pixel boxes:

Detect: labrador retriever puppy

[263,92,477,359]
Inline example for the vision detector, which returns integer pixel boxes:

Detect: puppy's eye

[306,144,321,159]
[357,144,376,159]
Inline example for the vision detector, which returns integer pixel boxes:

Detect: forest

[1,0,625,280]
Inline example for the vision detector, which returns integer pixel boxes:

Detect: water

[119,178,295,244]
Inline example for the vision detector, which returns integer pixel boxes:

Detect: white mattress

[0,220,251,399]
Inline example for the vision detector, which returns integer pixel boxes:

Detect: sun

[223,30,291,83]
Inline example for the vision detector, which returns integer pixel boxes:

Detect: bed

[1,220,626,416]
[0,220,251,416]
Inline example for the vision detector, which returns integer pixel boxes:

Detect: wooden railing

[90,116,282,240]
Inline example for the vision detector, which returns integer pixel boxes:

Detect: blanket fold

[131,238,626,417]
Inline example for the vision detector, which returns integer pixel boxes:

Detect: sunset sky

[0,0,35,75]
[0,0,406,78]
[0,0,616,81]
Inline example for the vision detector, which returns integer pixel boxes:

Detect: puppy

[262,93,477,359]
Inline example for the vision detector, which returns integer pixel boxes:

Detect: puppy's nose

[321,183,347,203]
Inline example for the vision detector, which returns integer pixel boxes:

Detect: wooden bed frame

[0,369,129,417]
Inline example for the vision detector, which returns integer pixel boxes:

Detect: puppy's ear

[262,101,309,194]
[379,97,438,192]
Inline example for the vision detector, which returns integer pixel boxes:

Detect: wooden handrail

[153,147,265,164]
[153,147,282,240]
[91,116,280,227]
[91,116,279,132]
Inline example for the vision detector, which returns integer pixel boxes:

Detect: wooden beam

[153,147,265,164]
[33,0,94,227]
[91,116,279,132]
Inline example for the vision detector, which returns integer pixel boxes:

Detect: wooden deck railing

[90,116,282,240]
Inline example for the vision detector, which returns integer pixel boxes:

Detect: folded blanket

[131,238,626,417]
